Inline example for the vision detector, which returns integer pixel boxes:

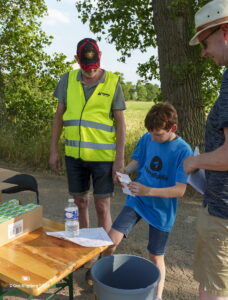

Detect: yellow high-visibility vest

[63,69,119,161]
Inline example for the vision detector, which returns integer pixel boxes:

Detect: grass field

[0,101,153,169]
[124,101,153,164]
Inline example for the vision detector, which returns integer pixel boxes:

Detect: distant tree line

[114,72,160,102]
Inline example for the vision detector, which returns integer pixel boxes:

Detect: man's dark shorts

[65,156,114,198]
[112,206,170,255]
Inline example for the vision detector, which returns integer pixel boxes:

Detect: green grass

[0,101,153,170]
[0,124,56,170]
[124,101,153,164]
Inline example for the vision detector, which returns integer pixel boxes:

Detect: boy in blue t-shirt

[104,102,192,300]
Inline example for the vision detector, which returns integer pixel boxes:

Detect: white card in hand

[187,146,206,195]
[116,172,135,196]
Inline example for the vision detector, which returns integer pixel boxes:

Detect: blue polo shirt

[203,69,228,218]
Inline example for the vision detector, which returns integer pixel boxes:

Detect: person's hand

[184,156,198,174]
[112,159,124,182]
[49,152,61,172]
[128,182,150,196]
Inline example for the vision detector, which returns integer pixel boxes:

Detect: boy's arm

[128,181,187,198]
[114,159,139,182]
[124,160,140,174]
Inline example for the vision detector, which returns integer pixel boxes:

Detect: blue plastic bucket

[91,254,160,300]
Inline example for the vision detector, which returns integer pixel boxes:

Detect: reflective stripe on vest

[63,69,119,161]
[65,139,116,150]
[63,120,116,132]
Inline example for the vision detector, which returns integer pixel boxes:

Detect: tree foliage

[76,0,156,74]
[76,0,224,148]
[0,0,72,137]
[76,0,222,107]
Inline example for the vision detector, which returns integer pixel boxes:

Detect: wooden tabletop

[0,218,108,296]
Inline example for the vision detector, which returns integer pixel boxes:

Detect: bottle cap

[68,198,74,202]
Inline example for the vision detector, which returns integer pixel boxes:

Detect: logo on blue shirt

[150,156,162,171]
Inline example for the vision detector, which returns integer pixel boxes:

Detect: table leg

[0,285,3,300]
[0,286,34,299]
[68,272,74,300]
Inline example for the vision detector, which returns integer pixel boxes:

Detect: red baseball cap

[77,38,100,71]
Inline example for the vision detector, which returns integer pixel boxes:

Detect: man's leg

[193,208,228,300]
[199,284,228,300]
[65,157,91,228]
[78,194,111,284]
[73,193,89,228]
[86,206,135,284]
[91,161,114,232]
[149,253,165,299]
[94,197,112,232]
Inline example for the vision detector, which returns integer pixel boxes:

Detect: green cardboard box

[0,200,43,246]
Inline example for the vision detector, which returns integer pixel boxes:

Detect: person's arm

[114,159,140,183]
[184,127,228,173]
[112,109,126,178]
[124,160,140,174]
[128,181,187,198]
[49,102,65,172]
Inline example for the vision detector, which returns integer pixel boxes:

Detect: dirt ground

[1,161,203,299]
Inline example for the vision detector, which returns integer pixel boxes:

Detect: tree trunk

[152,0,205,149]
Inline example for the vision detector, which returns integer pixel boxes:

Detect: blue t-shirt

[125,132,192,232]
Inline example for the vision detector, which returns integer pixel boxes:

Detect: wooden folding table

[0,218,108,299]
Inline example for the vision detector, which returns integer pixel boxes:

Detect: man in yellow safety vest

[49,38,126,236]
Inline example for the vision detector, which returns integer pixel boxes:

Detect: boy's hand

[128,182,150,196]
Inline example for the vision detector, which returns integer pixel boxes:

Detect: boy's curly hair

[145,102,178,131]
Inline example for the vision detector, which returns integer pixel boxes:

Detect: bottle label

[64,210,79,220]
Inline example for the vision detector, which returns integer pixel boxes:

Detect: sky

[41,0,159,85]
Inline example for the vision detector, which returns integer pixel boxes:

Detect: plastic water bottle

[64,198,79,237]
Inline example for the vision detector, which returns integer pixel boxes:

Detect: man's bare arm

[184,127,228,173]
[49,103,65,171]
[112,109,126,177]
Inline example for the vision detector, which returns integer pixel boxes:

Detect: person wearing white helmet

[185,0,228,299]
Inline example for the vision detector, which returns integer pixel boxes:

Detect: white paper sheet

[46,227,113,247]
[187,147,206,195]
[116,172,135,196]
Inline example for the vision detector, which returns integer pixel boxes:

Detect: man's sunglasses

[200,26,221,49]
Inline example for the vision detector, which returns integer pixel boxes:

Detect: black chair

[2,174,40,204]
